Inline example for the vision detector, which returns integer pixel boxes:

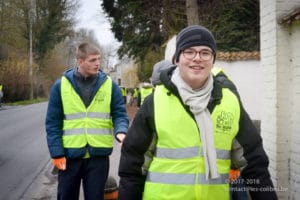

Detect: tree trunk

[186,0,200,26]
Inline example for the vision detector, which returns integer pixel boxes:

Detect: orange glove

[229,169,240,183]
[52,157,66,170]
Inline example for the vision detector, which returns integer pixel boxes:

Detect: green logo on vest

[216,111,234,134]
[95,92,106,103]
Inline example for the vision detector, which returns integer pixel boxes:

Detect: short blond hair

[76,43,100,60]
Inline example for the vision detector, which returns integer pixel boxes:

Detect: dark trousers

[57,156,109,200]
[230,177,249,200]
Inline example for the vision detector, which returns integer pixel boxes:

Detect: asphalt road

[0,103,49,200]
[0,102,122,200]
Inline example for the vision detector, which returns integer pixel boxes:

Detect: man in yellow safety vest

[118,25,277,200]
[46,43,128,200]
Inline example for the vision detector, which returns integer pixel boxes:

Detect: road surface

[0,102,130,199]
[0,103,49,200]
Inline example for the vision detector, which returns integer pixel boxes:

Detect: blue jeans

[230,177,249,200]
[57,156,109,200]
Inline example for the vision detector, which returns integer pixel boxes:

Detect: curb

[21,160,57,200]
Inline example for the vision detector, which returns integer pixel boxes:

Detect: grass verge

[5,98,48,106]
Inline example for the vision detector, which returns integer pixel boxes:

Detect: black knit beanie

[175,25,217,62]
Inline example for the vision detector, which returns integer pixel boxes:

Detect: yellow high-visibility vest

[212,67,224,76]
[120,87,126,96]
[133,88,138,98]
[140,87,153,105]
[143,85,240,200]
[61,76,113,150]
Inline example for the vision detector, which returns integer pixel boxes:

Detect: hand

[229,169,240,183]
[116,133,126,147]
[52,157,66,170]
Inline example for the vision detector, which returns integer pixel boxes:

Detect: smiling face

[176,45,214,89]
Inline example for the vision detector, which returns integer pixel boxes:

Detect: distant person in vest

[118,25,277,200]
[45,42,128,200]
[0,82,3,107]
[120,86,127,104]
[132,87,139,106]
[137,81,153,107]
[138,60,176,108]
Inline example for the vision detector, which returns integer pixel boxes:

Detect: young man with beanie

[46,43,128,200]
[118,25,277,200]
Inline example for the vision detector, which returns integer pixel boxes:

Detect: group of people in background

[119,59,176,109]
[119,82,153,108]
[119,86,139,106]
[45,25,278,200]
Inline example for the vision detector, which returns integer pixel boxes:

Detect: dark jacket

[45,68,128,159]
[118,67,277,200]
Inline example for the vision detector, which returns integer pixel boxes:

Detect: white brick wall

[214,60,261,120]
[261,0,300,199]
[289,21,300,199]
[260,0,279,189]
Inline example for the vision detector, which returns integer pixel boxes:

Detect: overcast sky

[76,0,120,47]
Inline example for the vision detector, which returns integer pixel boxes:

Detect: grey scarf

[171,68,219,179]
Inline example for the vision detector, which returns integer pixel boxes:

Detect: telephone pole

[28,0,35,99]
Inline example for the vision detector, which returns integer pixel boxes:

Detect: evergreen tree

[101,0,259,80]
[198,0,259,51]
[102,0,185,61]
[33,0,78,63]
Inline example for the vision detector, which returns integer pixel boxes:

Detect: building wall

[261,0,300,199]
[289,20,300,200]
[214,60,261,120]
[110,58,133,87]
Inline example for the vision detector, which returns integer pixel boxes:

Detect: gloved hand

[52,157,66,170]
[229,169,240,183]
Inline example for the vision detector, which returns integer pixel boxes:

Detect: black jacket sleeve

[234,103,278,199]
[214,71,240,99]
[118,94,155,200]
[213,72,277,199]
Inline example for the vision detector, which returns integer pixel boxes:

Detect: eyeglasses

[182,49,214,61]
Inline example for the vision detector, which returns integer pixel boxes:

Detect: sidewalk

[22,142,121,200]
[21,159,58,200]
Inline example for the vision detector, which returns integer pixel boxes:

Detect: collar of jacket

[62,67,108,98]
[74,70,98,81]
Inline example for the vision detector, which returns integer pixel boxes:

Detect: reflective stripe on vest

[156,146,230,160]
[147,172,229,185]
[143,85,240,200]
[61,76,113,149]
[63,128,112,135]
[65,112,111,120]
